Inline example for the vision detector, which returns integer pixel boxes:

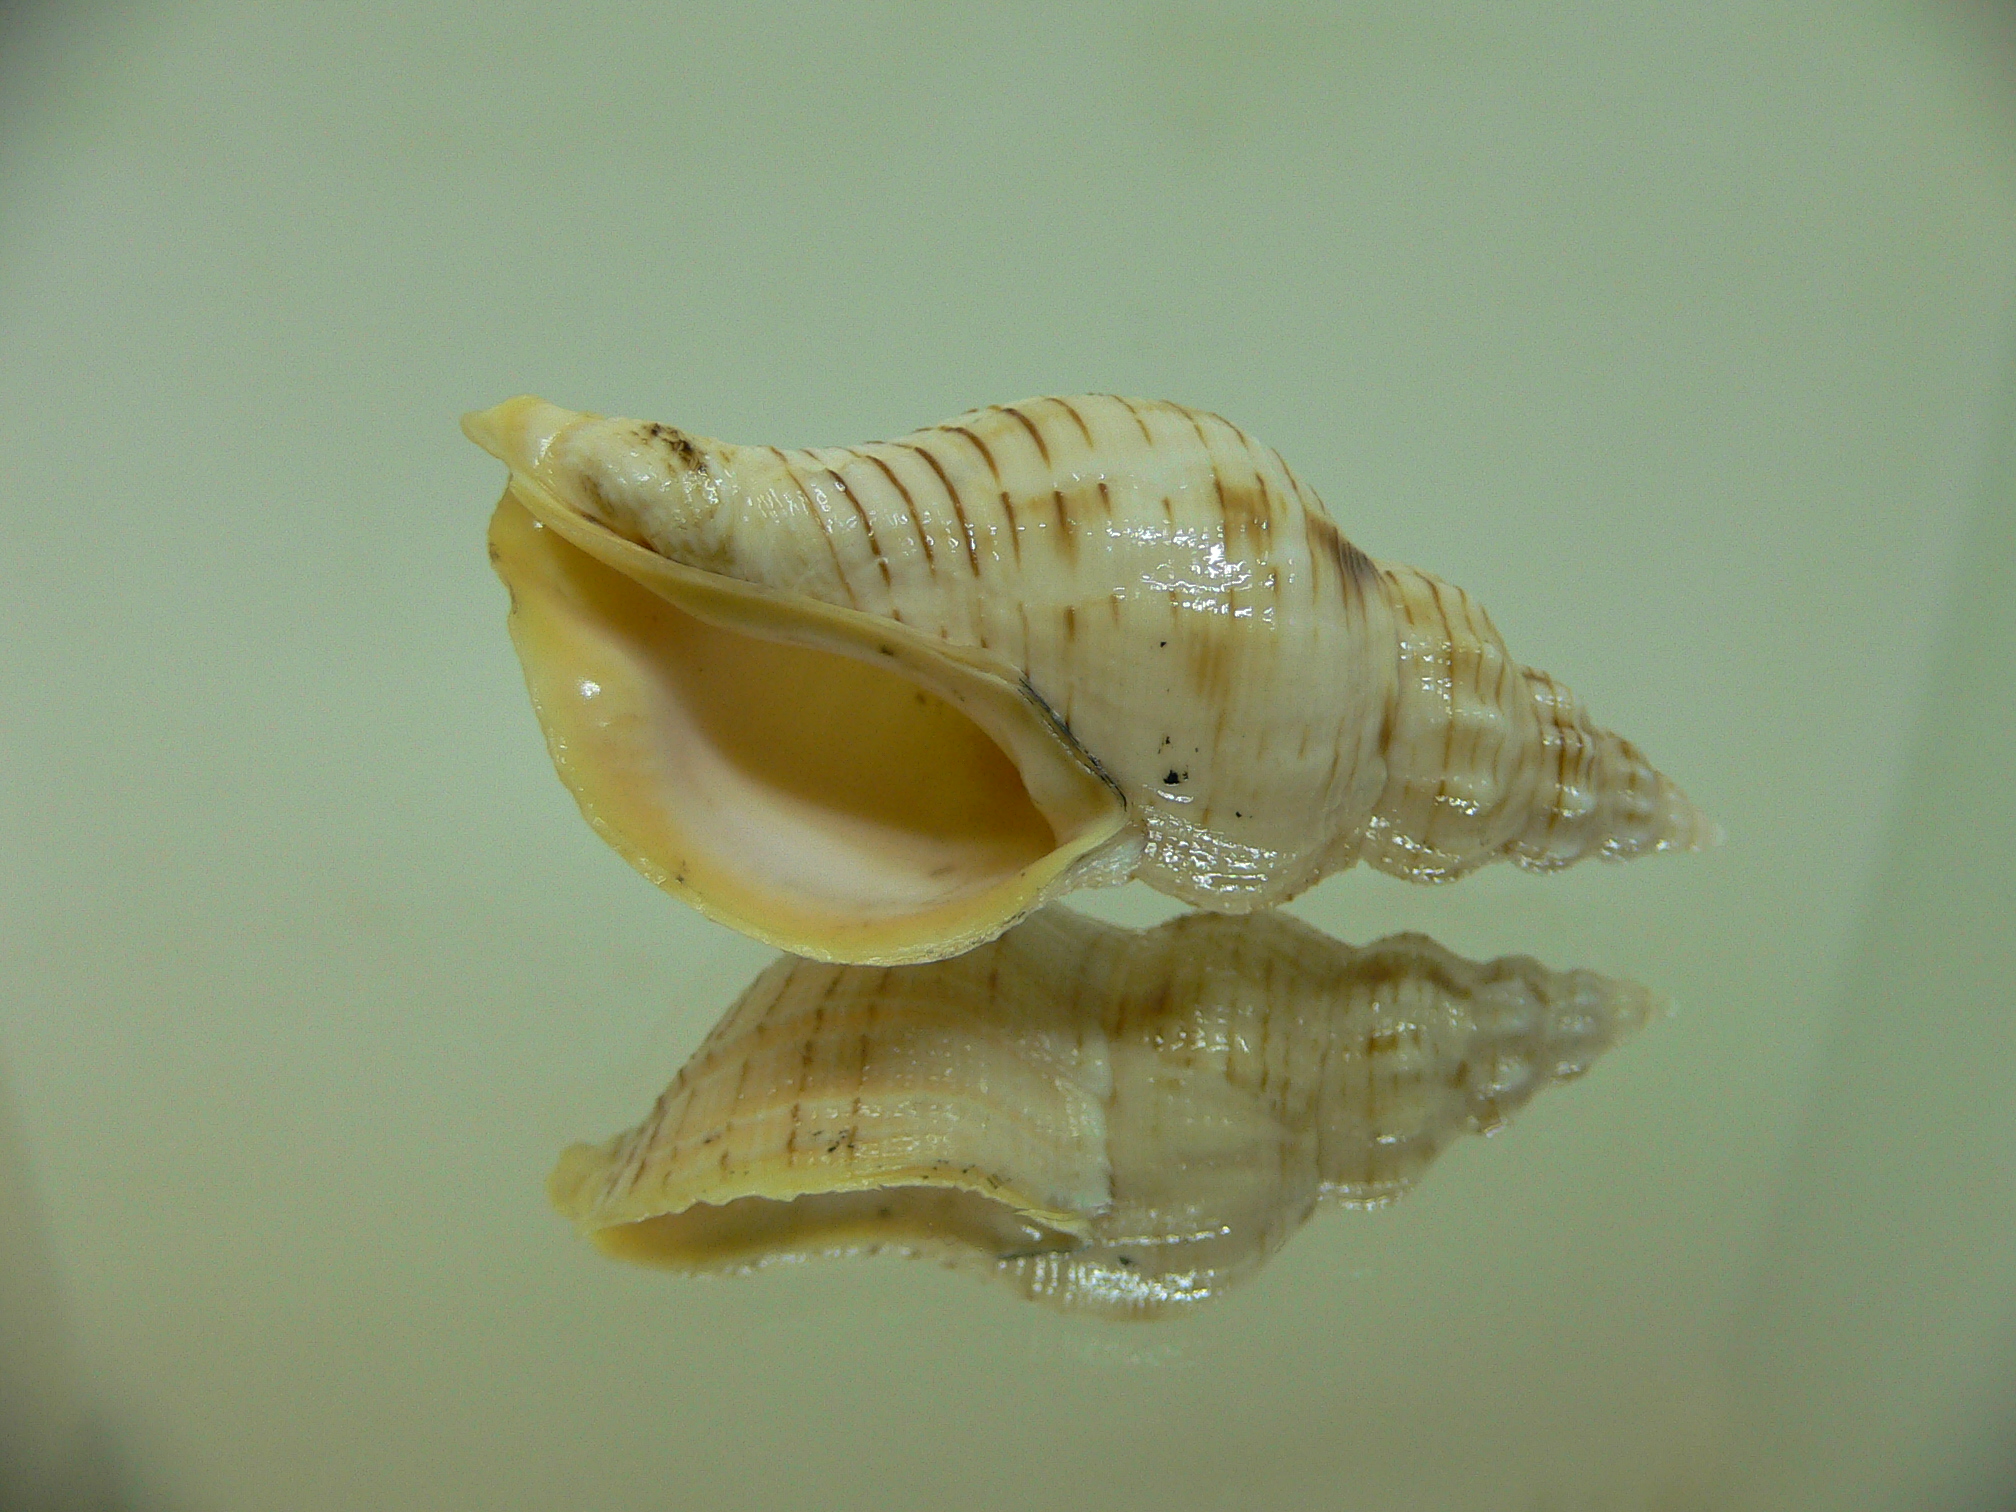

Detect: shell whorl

[549,906,1659,1315]
[1363,564,1716,881]
[469,394,1711,961]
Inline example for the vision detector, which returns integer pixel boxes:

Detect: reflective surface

[552,907,1655,1315]
[3,3,2014,1509]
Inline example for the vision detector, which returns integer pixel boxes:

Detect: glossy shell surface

[470,395,1712,962]
[550,906,1657,1316]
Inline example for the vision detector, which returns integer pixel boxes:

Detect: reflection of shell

[549,907,1656,1317]
[469,395,1712,964]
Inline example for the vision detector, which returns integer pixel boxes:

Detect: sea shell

[549,906,1656,1317]
[468,394,1711,964]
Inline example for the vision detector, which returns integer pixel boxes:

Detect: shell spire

[466,394,1712,963]
[1361,564,1717,881]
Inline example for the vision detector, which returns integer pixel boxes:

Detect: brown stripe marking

[1426,576,1460,850]
[1186,620,1235,703]
[1188,411,1270,630]
[948,424,1021,566]
[897,441,981,577]
[1305,514,1378,606]
[1002,404,1051,465]
[1273,440,1337,590]
[1187,409,1240,564]
[715,981,764,1171]
[1363,568,1409,844]
[1049,395,1096,449]
[657,1041,700,1165]
[864,451,935,568]
[1547,682,1573,836]
[945,423,999,474]
[1003,404,1077,559]
[770,446,859,608]
[1458,589,1508,828]
[1235,430,1280,524]
[1447,584,1488,802]
[783,973,842,1162]
[825,465,895,599]
[1113,394,1156,446]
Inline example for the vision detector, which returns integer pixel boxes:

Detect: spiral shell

[549,906,1656,1317]
[468,394,1711,963]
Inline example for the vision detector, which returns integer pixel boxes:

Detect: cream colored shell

[468,394,1712,964]
[549,906,1656,1317]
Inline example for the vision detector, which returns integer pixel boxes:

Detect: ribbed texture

[551,907,1656,1317]
[1363,565,1712,880]
[481,393,1711,915]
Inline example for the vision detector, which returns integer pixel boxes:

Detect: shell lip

[551,1145,1097,1275]
[487,452,1138,966]
[553,1147,1099,1240]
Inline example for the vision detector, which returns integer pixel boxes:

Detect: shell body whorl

[469,394,1710,963]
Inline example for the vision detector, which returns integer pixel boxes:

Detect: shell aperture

[548,907,1657,1317]
[468,394,1712,964]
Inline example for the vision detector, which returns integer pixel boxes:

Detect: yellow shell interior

[476,409,1133,964]
[551,1179,1083,1275]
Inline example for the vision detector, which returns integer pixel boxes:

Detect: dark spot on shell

[641,420,703,467]
[1165,769,1183,785]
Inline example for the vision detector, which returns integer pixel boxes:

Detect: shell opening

[488,492,1132,963]
[585,1189,1083,1272]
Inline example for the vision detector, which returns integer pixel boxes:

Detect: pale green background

[3,3,2015,1509]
